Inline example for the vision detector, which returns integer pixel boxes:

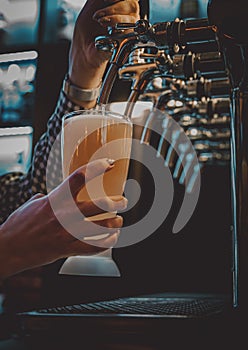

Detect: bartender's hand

[68,0,140,107]
[0,159,127,280]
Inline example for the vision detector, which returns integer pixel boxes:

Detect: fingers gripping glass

[59,107,132,276]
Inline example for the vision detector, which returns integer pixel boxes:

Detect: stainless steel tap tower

[208,0,248,312]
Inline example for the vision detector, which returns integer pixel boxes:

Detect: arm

[67,0,140,109]
[0,159,127,280]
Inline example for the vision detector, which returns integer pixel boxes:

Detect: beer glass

[59,107,132,276]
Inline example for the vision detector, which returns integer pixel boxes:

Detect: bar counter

[0,306,246,350]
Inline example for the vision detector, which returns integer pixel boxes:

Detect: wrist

[69,47,107,89]
[62,74,102,106]
[67,63,107,109]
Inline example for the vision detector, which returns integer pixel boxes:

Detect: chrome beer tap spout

[95,19,154,105]
[95,17,217,106]
[118,49,172,86]
[118,48,227,118]
[119,49,173,117]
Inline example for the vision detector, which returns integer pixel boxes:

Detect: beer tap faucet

[95,19,153,105]
[95,17,216,106]
[118,49,172,117]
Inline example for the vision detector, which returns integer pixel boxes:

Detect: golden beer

[63,111,132,208]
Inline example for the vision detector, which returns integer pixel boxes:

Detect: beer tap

[93,11,232,198]
[95,19,153,105]
[95,17,217,106]
[118,49,228,118]
[118,49,172,117]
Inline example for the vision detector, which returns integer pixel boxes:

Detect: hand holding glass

[59,108,132,276]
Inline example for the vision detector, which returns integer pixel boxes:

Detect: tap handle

[115,19,150,34]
